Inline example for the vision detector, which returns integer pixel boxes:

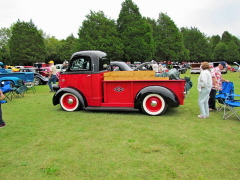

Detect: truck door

[66,56,93,98]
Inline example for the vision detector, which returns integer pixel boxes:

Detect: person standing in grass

[208,61,229,111]
[48,60,57,92]
[0,89,6,128]
[197,62,212,119]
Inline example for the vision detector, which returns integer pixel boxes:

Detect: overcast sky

[1,0,239,40]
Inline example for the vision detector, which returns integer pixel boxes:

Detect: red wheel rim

[62,94,78,110]
[145,96,163,112]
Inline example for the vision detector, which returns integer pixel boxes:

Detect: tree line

[0,0,239,66]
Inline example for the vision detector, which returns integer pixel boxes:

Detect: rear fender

[52,87,86,108]
[134,86,179,109]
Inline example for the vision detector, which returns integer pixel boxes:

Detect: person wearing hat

[48,60,57,92]
[208,61,229,111]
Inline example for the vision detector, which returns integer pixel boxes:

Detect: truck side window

[70,57,91,71]
[100,58,110,71]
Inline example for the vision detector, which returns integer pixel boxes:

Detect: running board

[85,106,139,112]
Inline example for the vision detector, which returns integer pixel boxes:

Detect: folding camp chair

[215,82,234,111]
[24,72,36,93]
[223,94,240,120]
[25,80,36,93]
[14,79,28,98]
[1,81,14,101]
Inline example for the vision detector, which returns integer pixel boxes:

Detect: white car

[190,63,201,74]
[234,62,240,72]
[55,64,63,72]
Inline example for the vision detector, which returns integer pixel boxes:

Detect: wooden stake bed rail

[104,71,169,80]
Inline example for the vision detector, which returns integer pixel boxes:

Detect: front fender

[52,87,86,108]
[35,74,49,82]
[134,86,179,109]
[38,75,48,82]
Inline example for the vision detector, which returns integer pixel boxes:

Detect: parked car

[134,62,141,66]
[172,64,187,74]
[53,50,187,116]
[15,66,25,69]
[55,64,63,72]
[135,62,153,71]
[19,68,48,85]
[39,67,51,77]
[231,66,239,72]
[34,62,48,68]
[110,61,134,71]
[190,63,201,74]
[182,63,191,69]
[127,63,137,70]
[136,62,169,72]
[24,66,34,68]
[38,66,59,82]
[5,65,20,72]
[233,62,240,72]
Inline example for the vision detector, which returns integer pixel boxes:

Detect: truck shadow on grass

[84,107,179,117]
[54,104,180,117]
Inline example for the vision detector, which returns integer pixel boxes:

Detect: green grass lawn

[1,70,240,180]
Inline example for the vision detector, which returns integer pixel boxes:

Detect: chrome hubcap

[68,98,74,104]
[151,100,157,107]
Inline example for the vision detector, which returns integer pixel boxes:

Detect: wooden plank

[104,71,169,80]
[104,71,155,77]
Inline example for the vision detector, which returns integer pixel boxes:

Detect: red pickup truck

[52,51,187,116]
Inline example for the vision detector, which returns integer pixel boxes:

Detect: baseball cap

[48,60,54,64]
[220,61,226,68]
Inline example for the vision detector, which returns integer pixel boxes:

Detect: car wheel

[141,94,167,116]
[60,93,81,111]
[34,77,41,85]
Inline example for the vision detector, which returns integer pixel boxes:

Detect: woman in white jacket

[197,62,212,118]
